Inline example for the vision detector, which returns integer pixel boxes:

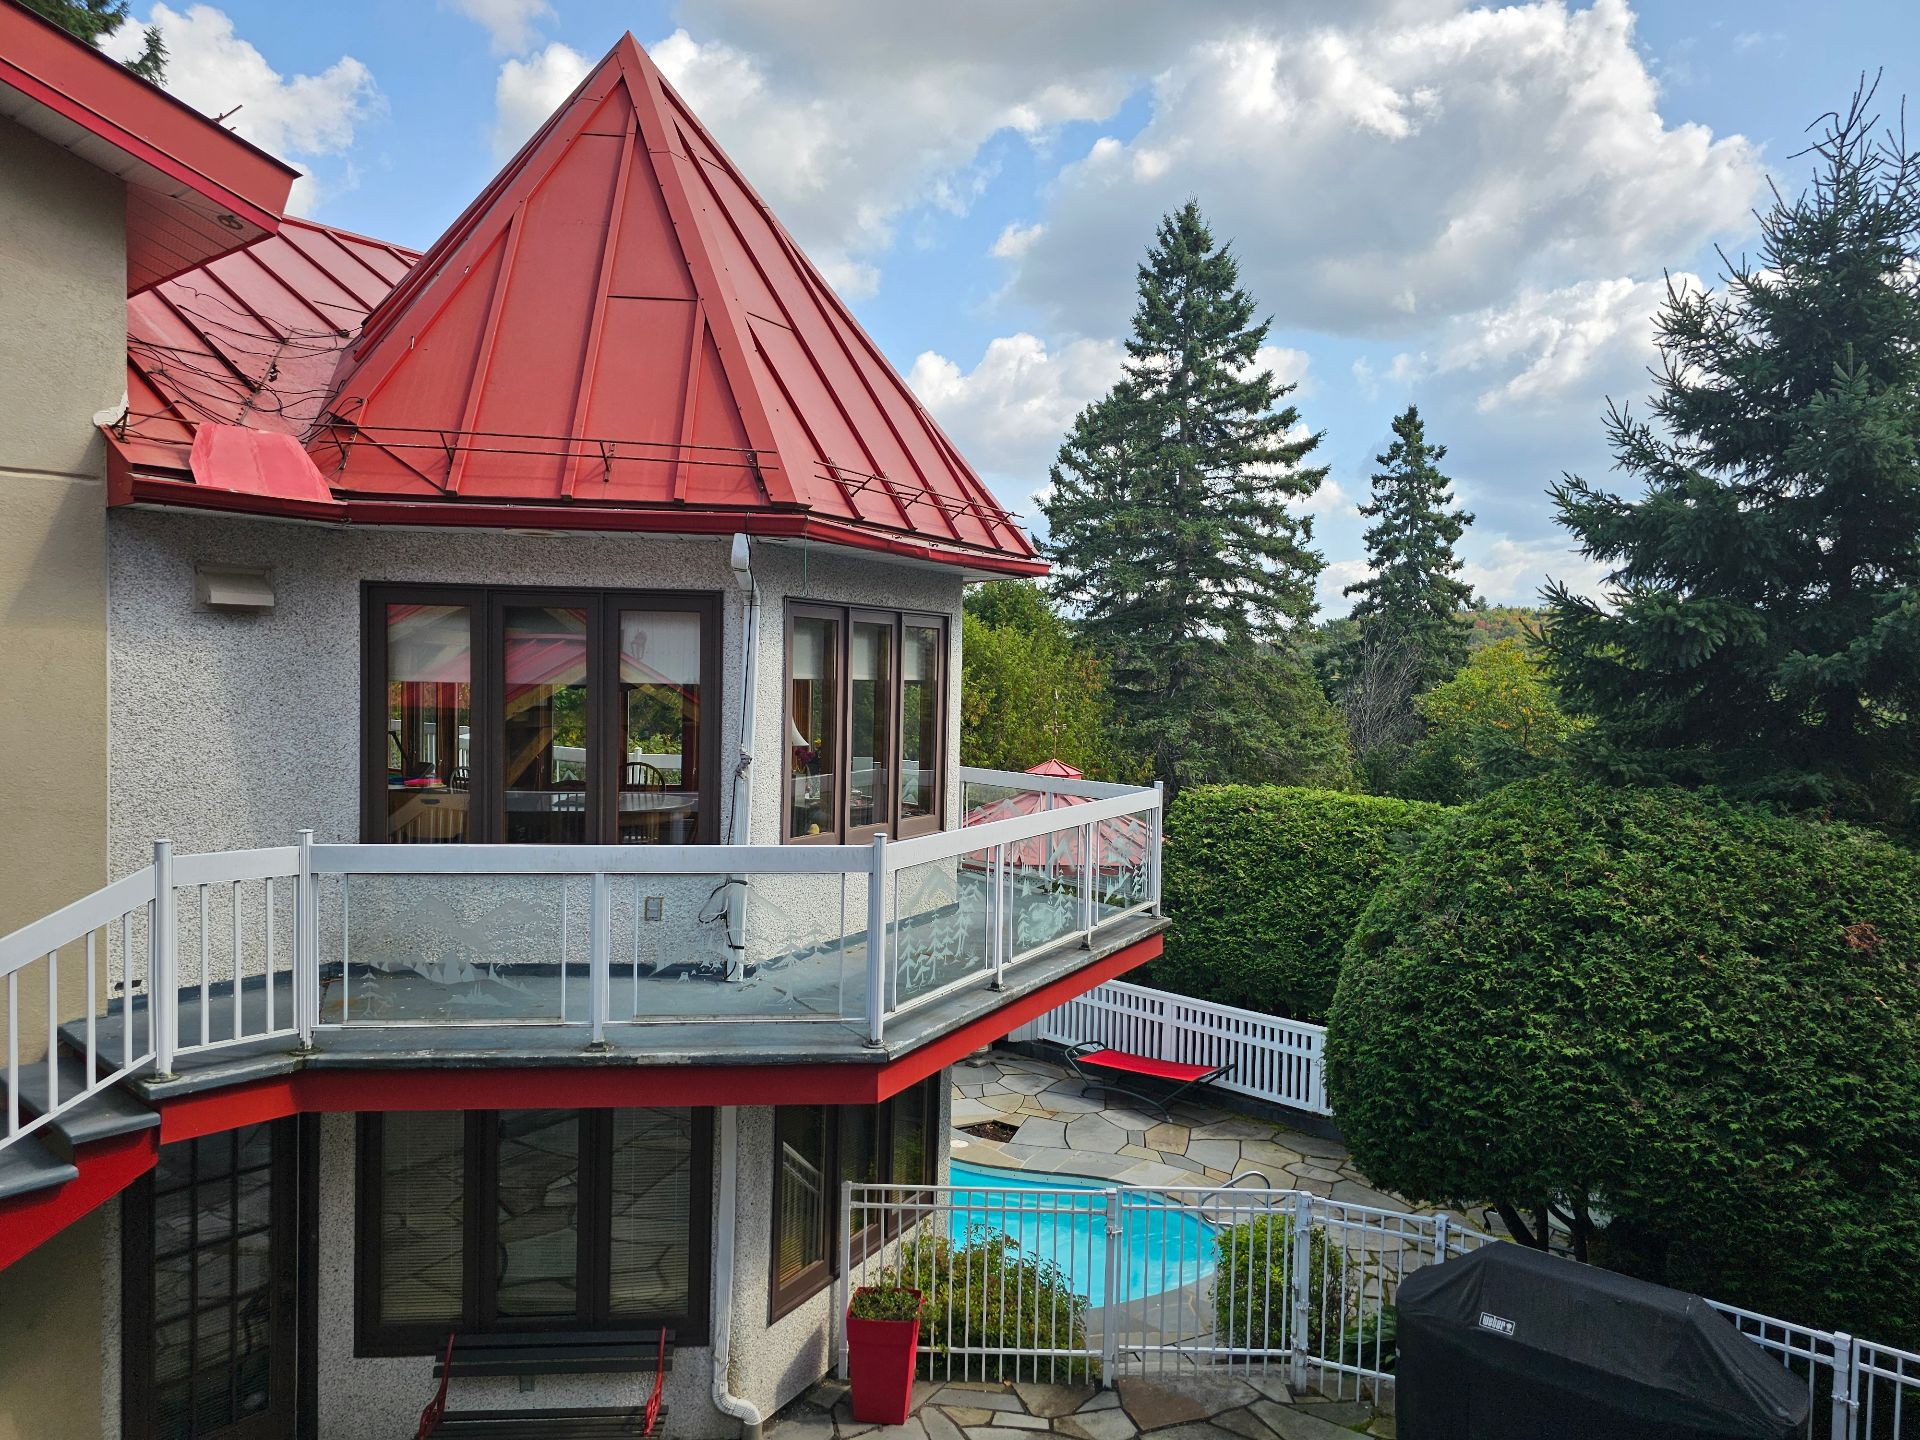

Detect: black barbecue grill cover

[1395,1244,1809,1439]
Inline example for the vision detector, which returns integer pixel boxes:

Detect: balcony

[0,768,1163,1157]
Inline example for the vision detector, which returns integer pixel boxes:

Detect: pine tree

[1042,202,1334,792]
[1346,405,1474,687]
[1544,84,1920,826]
[22,0,166,81]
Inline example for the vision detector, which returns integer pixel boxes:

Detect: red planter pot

[847,1288,924,1425]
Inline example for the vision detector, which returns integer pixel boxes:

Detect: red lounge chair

[1062,1041,1231,1120]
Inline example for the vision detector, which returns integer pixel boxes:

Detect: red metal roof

[0,0,297,292]
[109,34,1041,577]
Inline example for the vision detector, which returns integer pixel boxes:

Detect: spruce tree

[1544,84,1920,826]
[1042,202,1334,792]
[23,0,166,80]
[1346,405,1473,688]
[1337,405,1473,787]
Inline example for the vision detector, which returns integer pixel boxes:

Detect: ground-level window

[356,1108,712,1354]
[366,587,721,846]
[769,1079,940,1319]
[784,606,948,843]
[122,1120,303,1440]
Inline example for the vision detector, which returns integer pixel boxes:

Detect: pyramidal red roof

[328,35,1036,568]
[108,35,1040,576]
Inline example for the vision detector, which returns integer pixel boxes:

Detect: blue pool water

[946,1159,1215,1307]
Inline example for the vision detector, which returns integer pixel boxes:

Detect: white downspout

[712,1106,765,1439]
[726,534,760,970]
[715,539,765,1435]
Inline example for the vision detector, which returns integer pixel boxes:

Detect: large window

[769,1081,939,1318]
[356,1108,712,1354]
[366,587,720,845]
[784,606,947,843]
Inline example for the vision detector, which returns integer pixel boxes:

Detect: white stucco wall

[103,511,967,1433]
[106,514,963,869]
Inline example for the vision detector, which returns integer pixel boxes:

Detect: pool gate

[837,1180,1920,1436]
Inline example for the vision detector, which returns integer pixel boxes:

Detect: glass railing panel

[318,873,582,1025]
[602,871,865,1026]
[1094,812,1154,919]
[1004,826,1086,962]
[890,850,992,1009]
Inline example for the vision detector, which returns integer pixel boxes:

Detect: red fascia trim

[869,932,1161,1101]
[0,6,292,231]
[114,473,1049,577]
[123,473,348,522]
[0,1127,158,1272]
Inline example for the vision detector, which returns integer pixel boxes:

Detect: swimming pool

[946,1159,1215,1307]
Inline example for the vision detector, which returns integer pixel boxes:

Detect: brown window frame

[781,603,948,845]
[767,1080,941,1321]
[362,584,724,845]
[354,1108,715,1356]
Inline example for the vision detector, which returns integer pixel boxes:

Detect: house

[0,11,1166,1438]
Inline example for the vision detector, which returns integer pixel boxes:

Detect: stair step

[16,1051,158,1160]
[0,1129,80,1202]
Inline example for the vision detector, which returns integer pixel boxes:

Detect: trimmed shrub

[1213,1213,1350,1356]
[1154,786,1444,1021]
[1326,779,1920,1345]
[879,1229,1093,1380]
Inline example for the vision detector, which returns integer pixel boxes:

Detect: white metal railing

[0,767,1160,1152]
[1017,979,1331,1116]
[838,1178,1919,1436]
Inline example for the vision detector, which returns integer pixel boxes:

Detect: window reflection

[901,625,940,824]
[619,611,702,845]
[788,617,838,838]
[849,621,892,833]
[503,606,589,844]
[386,604,472,843]
[495,1111,582,1319]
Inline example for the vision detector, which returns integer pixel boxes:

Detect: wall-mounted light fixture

[194,563,275,612]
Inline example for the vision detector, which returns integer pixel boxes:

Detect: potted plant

[846,1284,924,1424]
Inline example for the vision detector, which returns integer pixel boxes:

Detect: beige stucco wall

[0,116,121,1026]
[0,117,125,1440]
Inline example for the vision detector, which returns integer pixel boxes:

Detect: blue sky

[108,0,1920,613]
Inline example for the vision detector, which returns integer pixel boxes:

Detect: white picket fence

[1014,978,1332,1116]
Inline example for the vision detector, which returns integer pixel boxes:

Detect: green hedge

[1326,779,1920,1345]
[1153,786,1444,1022]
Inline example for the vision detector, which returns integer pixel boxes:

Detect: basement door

[122,1120,298,1439]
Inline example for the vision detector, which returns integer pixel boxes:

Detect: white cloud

[650,1,1437,298]
[1013,0,1760,337]
[1384,272,1704,413]
[1316,556,1373,612]
[907,333,1124,492]
[490,41,588,158]
[991,221,1046,260]
[1252,344,1312,394]
[1291,475,1351,518]
[444,0,551,54]
[104,4,379,213]
[1461,534,1610,606]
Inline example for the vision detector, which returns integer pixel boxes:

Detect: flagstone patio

[774,1370,1395,1440]
[948,1050,1408,1210]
